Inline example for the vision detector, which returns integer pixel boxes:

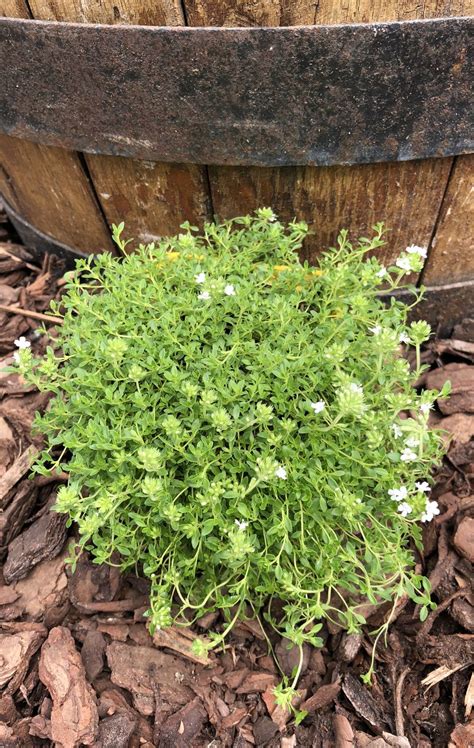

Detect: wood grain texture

[0,0,29,16]
[423,155,474,285]
[0,136,114,254]
[27,0,184,24]
[0,0,114,255]
[209,159,453,265]
[27,0,212,245]
[86,155,211,247]
[184,0,474,25]
[186,0,472,279]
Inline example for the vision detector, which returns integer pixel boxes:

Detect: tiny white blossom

[406,244,428,259]
[275,466,287,480]
[405,436,419,449]
[13,351,21,364]
[399,332,411,344]
[224,284,236,296]
[396,256,412,272]
[310,401,325,414]
[195,272,206,284]
[420,403,432,415]
[14,336,30,349]
[235,519,248,531]
[421,499,440,523]
[397,501,412,517]
[376,266,387,278]
[388,486,408,502]
[415,481,431,494]
[392,424,403,438]
[370,325,382,335]
[401,448,417,462]
[197,291,211,300]
[349,383,363,394]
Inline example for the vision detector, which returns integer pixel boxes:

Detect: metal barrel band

[0,17,472,167]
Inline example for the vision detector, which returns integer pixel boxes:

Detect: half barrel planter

[0,7,473,328]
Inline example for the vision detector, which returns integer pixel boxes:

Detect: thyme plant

[17,211,447,700]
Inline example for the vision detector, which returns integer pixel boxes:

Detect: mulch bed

[0,217,472,748]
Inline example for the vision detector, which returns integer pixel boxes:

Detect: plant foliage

[18,211,448,670]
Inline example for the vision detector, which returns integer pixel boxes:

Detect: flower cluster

[20,213,446,651]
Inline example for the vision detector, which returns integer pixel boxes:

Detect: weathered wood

[0,135,114,254]
[27,0,184,24]
[184,0,474,25]
[188,0,471,273]
[0,0,113,256]
[85,155,211,247]
[423,155,474,285]
[0,0,29,16]
[312,0,474,24]
[209,158,453,266]
[27,0,212,241]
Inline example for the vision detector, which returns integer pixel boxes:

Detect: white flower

[392,424,403,438]
[406,244,428,259]
[415,481,431,493]
[14,336,30,349]
[397,502,412,517]
[13,351,21,364]
[195,272,206,284]
[399,332,411,344]
[376,266,387,278]
[401,448,417,462]
[388,486,408,502]
[396,256,412,272]
[310,401,325,414]
[370,325,382,335]
[224,284,236,296]
[235,519,248,531]
[197,291,211,300]
[405,436,419,449]
[349,383,363,394]
[275,466,287,480]
[421,499,440,523]
[420,403,432,415]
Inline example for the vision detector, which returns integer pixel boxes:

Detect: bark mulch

[0,226,472,748]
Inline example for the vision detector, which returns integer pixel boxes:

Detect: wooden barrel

[0,1,473,324]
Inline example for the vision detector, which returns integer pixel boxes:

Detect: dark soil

[0,215,472,748]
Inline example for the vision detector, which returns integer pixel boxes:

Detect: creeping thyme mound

[22,212,447,651]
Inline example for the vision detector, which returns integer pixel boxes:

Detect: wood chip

[341,674,388,731]
[152,625,211,665]
[106,642,193,715]
[464,671,474,718]
[39,626,99,748]
[333,713,354,747]
[157,697,207,747]
[0,629,45,692]
[12,551,68,622]
[236,672,278,694]
[425,363,474,415]
[3,495,67,583]
[453,517,474,563]
[300,678,341,713]
[0,446,38,506]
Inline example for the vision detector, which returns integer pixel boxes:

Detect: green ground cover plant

[16,210,448,707]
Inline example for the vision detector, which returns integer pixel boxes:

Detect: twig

[34,471,69,487]
[394,667,410,738]
[72,596,148,613]
[417,589,469,639]
[0,304,63,325]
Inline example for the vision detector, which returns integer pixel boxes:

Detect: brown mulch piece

[0,225,472,747]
